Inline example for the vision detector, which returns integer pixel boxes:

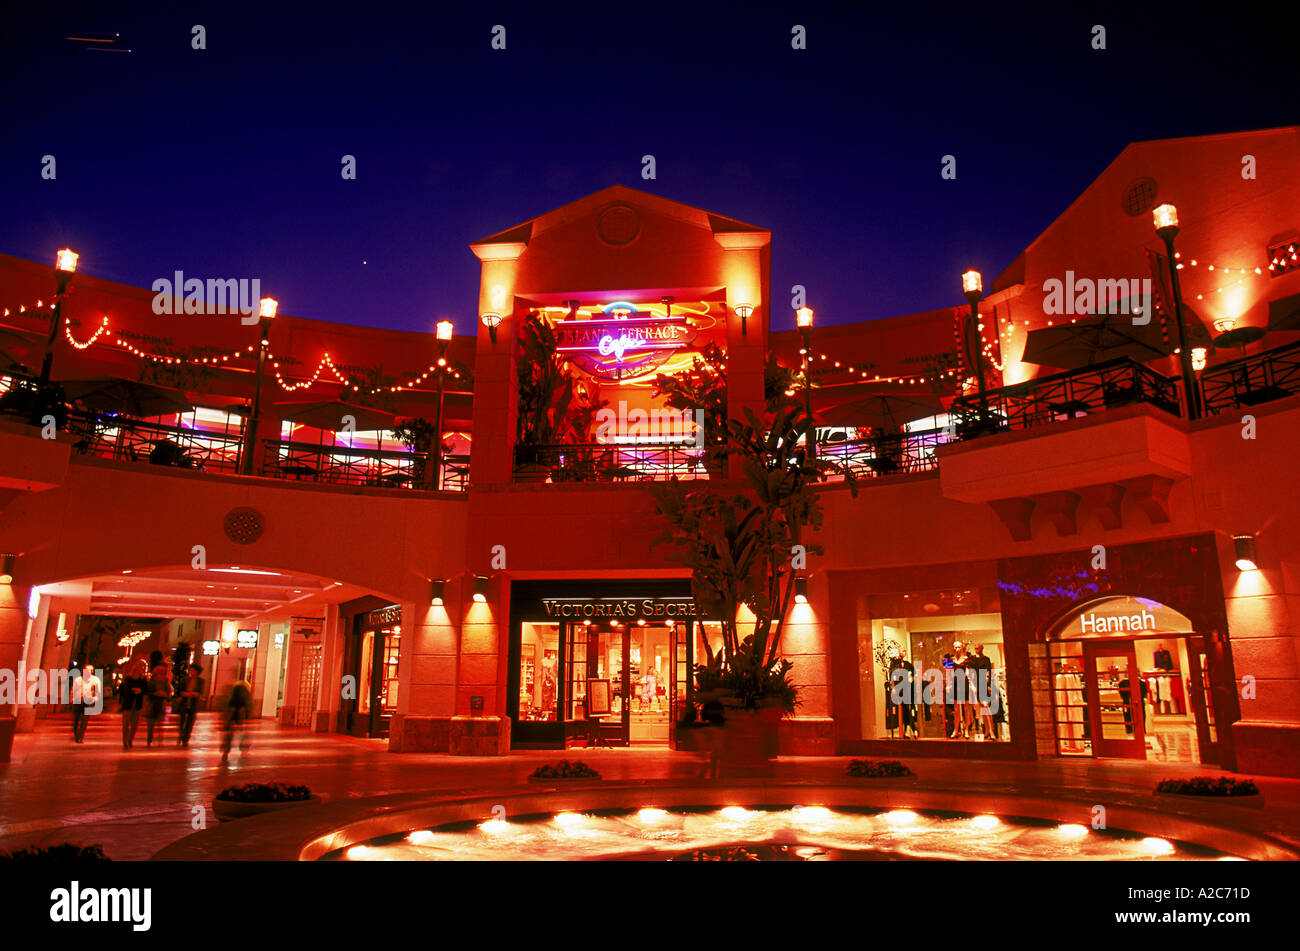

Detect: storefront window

[858,587,1008,742]
[519,623,559,721]
[359,630,374,716]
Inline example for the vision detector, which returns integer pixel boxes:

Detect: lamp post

[796,305,815,459]
[1152,203,1202,421]
[240,296,277,475]
[433,319,453,491]
[39,248,79,385]
[961,269,990,426]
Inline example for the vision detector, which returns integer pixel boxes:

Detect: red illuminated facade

[3,127,1299,776]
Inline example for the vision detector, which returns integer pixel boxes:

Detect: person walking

[144,650,172,747]
[220,678,253,761]
[117,658,148,749]
[176,663,205,747]
[69,663,102,743]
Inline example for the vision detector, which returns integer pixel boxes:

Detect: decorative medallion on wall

[1122,177,1158,217]
[223,507,265,545]
[596,203,641,246]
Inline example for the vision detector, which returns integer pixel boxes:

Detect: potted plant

[649,388,855,775]
[514,311,605,477]
[391,418,452,490]
[212,782,324,821]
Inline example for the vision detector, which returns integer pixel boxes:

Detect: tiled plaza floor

[3,714,1299,860]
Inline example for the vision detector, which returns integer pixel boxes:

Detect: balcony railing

[1200,339,1300,415]
[65,409,245,473]
[513,440,721,483]
[262,439,469,490]
[948,357,1181,439]
[818,427,949,480]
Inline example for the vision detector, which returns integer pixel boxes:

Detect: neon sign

[555,303,697,380]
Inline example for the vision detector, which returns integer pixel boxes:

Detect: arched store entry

[1046,596,1219,764]
[27,562,402,738]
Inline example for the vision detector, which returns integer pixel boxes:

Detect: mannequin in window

[885,650,920,738]
[941,654,957,738]
[952,641,976,738]
[969,644,996,740]
[1153,644,1174,671]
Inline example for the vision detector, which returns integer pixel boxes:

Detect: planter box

[212,794,325,822]
[716,706,784,777]
[1155,791,1264,810]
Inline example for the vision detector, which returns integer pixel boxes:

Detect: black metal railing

[64,409,245,473]
[818,427,948,480]
[948,357,1181,439]
[513,440,721,483]
[262,439,469,491]
[1200,339,1300,415]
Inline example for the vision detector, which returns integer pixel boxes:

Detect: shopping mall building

[2,126,1298,776]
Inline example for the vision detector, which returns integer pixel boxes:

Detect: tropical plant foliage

[515,311,605,472]
[648,387,856,711]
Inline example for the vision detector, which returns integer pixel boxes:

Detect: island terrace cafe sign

[555,303,697,380]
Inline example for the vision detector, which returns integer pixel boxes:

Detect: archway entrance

[1048,597,1218,764]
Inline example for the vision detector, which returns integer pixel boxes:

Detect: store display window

[858,586,1008,742]
[519,623,559,721]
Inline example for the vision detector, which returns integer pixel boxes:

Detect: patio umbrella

[1020,308,1212,371]
[274,399,397,432]
[1021,314,1168,370]
[816,389,945,429]
[61,377,195,417]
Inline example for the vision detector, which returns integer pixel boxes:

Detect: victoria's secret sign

[542,598,698,620]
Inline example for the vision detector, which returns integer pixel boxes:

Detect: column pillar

[389,585,460,752]
[450,572,510,755]
[0,579,32,762]
[468,242,525,488]
[314,603,344,733]
[716,236,770,480]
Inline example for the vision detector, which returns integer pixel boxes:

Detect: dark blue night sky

[2,3,1293,333]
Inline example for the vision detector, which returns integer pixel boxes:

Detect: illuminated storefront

[508,581,698,749]
[6,134,1300,776]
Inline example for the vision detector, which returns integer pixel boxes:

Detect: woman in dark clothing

[144,649,172,747]
[118,658,148,749]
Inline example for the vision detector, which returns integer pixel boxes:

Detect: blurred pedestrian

[220,678,253,761]
[69,663,102,743]
[117,658,148,749]
[176,663,205,748]
[144,649,172,747]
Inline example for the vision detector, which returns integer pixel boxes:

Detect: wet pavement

[3,714,1299,860]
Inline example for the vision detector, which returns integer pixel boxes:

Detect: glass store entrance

[1047,597,1219,764]
[508,581,697,749]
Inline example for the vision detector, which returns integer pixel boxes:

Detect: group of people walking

[69,649,254,758]
[114,652,205,749]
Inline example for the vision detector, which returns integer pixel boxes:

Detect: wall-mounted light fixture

[480,312,502,344]
[0,553,15,584]
[734,302,753,337]
[430,579,446,606]
[1233,534,1259,572]
[473,575,489,603]
[794,577,808,605]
